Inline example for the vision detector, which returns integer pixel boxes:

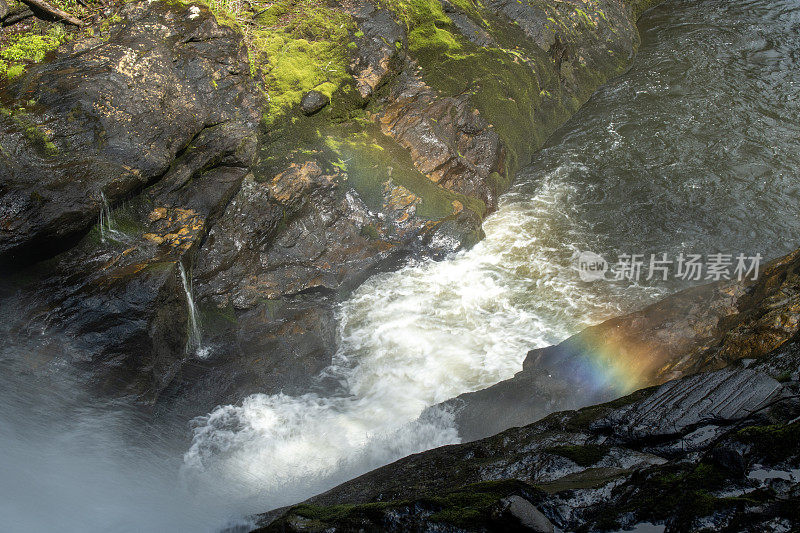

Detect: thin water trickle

[179,262,209,359]
[98,192,114,243]
[98,192,130,244]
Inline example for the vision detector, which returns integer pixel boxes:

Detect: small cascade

[178,262,210,359]
[98,192,128,244]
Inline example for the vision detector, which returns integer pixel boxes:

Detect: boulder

[501,495,555,532]
[299,90,329,115]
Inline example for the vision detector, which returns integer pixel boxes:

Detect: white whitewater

[181,165,666,512]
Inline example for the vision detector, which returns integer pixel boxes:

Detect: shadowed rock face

[437,248,800,441]
[0,1,259,400]
[256,337,800,532]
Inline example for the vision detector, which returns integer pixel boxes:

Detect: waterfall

[178,262,209,359]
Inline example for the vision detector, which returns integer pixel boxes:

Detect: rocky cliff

[0,0,661,409]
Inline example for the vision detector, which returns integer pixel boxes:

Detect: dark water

[2,0,800,531]
[517,0,800,275]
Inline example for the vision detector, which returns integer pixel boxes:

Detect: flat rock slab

[598,369,782,440]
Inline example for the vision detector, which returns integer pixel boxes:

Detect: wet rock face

[0,1,258,265]
[259,339,800,532]
[596,369,782,441]
[348,1,405,100]
[0,0,677,407]
[0,1,258,400]
[378,70,505,212]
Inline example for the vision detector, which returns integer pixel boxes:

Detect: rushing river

[3,0,800,530]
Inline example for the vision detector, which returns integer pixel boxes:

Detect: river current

[2,0,800,530]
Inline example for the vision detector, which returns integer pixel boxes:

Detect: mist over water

[2,0,800,530]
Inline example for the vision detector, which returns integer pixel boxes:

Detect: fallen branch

[2,8,34,26]
[19,0,83,26]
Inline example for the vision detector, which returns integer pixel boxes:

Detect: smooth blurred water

[2,0,800,530]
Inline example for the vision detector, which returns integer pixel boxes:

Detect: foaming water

[182,167,669,512]
[184,0,800,520]
[3,0,800,530]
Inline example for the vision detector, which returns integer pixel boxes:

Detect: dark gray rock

[347,0,405,99]
[596,369,782,440]
[0,1,258,266]
[0,1,258,401]
[501,496,554,533]
[299,90,329,115]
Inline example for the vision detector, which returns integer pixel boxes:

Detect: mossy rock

[544,444,609,467]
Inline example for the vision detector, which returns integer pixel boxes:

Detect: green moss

[1,105,59,156]
[360,224,381,240]
[0,24,70,79]
[267,480,543,531]
[735,422,800,463]
[380,0,558,181]
[425,480,539,527]
[536,467,626,494]
[289,501,395,523]
[5,64,26,79]
[598,461,739,529]
[242,0,354,124]
[545,444,609,467]
[574,8,596,28]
